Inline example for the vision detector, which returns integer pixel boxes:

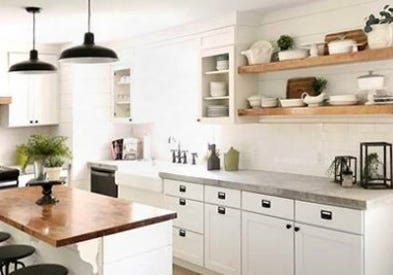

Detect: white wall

[120,0,393,177]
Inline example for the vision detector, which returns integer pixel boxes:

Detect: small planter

[367,24,393,49]
[44,167,62,181]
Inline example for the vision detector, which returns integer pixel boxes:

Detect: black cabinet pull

[35,120,38,124]
[196,118,201,122]
[321,210,333,220]
[179,229,186,237]
[218,206,226,215]
[261,200,271,208]
[179,185,186,193]
[128,118,133,122]
[286,224,292,229]
[294,227,300,232]
[29,120,33,124]
[218,191,226,200]
[179,198,186,206]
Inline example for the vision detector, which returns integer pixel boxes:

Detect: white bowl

[328,39,357,55]
[261,97,278,107]
[329,95,357,102]
[210,81,226,90]
[210,89,227,97]
[278,49,309,61]
[247,95,261,108]
[280,98,305,107]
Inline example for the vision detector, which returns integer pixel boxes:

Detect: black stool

[0,245,35,275]
[9,264,68,275]
[0,233,10,243]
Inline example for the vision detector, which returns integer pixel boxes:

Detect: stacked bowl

[210,82,227,97]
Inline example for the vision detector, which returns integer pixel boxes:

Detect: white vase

[367,23,393,49]
[44,167,62,181]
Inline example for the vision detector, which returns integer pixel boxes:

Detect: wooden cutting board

[286,77,316,99]
[324,29,368,55]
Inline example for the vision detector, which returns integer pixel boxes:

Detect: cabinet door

[295,223,363,275]
[32,73,58,125]
[8,74,32,127]
[205,203,241,275]
[242,211,294,275]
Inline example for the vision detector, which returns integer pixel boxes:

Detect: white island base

[0,220,173,275]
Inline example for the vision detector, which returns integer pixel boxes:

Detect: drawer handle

[218,191,226,200]
[218,206,226,215]
[179,229,186,237]
[179,185,186,193]
[286,224,292,230]
[294,226,300,232]
[261,200,271,208]
[179,198,186,206]
[321,210,333,220]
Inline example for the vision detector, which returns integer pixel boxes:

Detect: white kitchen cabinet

[4,52,58,127]
[204,203,241,275]
[112,64,132,123]
[173,227,204,266]
[242,211,294,275]
[295,223,363,275]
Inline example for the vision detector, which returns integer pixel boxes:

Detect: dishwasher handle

[91,168,115,177]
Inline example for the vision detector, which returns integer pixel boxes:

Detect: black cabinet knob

[218,206,226,215]
[218,192,226,200]
[129,118,132,122]
[294,227,300,232]
[35,120,38,124]
[179,229,186,237]
[179,198,186,206]
[29,120,33,124]
[196,118,201,122]
[179,185,186,193]
[286,224,292,229]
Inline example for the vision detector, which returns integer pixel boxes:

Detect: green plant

[15,144,28,168]
[277,35,294,51]
[364,5,393,33]
[312,78,328,95]
[44,156,65,168]
[363,153,382,180]
[22,134,71,170]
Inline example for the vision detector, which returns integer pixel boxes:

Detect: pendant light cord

[88,0,91,33]
[32,10,36,50]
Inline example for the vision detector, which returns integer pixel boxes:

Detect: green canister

[224,147,239,171]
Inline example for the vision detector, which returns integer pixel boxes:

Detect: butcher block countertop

[0,186,176,247]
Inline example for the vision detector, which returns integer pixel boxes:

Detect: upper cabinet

[112,64,132,123]
[1,52,59,128]
[198,27,258,124]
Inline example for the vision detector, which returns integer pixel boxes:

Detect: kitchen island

[0,185,176,275]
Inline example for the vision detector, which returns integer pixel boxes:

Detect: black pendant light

[59,0,118,64]
[9,7,57,74]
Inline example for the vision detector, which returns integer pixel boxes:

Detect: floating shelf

[205,70,229,75]
[238,104,393,117]
[0,97,12,105]
[238,47,393,74]
[204,96,229,100]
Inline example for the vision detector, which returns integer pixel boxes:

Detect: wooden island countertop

[0,186,176,247]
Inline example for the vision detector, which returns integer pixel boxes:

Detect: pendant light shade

[59,0,118,64]
[9,7,57,74]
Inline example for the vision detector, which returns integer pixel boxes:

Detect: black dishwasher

[90,167,118,198]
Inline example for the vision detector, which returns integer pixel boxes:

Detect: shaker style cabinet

[4,52,58,127]
[204,203,241,275]
[295,223,363,275]
[242,211,294,275]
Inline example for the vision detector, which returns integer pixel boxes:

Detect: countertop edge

[159,172,368,210]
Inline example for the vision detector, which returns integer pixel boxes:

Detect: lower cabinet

[295,223,363,275]
[242,211,294,275]
[173,227,204,266]
[204,203,241,275]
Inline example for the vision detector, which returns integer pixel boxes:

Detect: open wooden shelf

[238,47,393,74]
[0,97,12,105]
[238,104,393,117]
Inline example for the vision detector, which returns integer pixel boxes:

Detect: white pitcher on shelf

[301,92,327,107]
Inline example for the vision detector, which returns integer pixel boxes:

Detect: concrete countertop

[87,160,393,210]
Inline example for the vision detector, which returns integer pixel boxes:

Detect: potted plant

[364,5,393,49]
[277,35,309,61]
[44,156,65,181]
[302,77,328,106]
[15,144,28,172]
[22,134,71,180]
[312,77,328,96]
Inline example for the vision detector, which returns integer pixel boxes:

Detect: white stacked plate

[261,97,278,108]
[210,82,227,97]
[216,60,229,71]
[207,105,229,117]
[280,98,305,108]
[329,95,359,106]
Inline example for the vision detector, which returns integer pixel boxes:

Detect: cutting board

[286,77,316,99]
[324,29,368,55]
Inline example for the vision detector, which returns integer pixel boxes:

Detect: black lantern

[332,156,357,184]
[360,142,393,189]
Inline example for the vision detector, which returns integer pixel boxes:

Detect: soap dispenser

[207,144,220,170]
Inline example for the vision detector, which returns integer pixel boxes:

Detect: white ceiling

[0,0,314,44]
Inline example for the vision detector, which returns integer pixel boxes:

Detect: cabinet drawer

[295,201,364,234]
[173,227,204,266]
[164,180,203,201]
[165,196,204,233]
[242,192,294,220]
[205,185,241,208]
